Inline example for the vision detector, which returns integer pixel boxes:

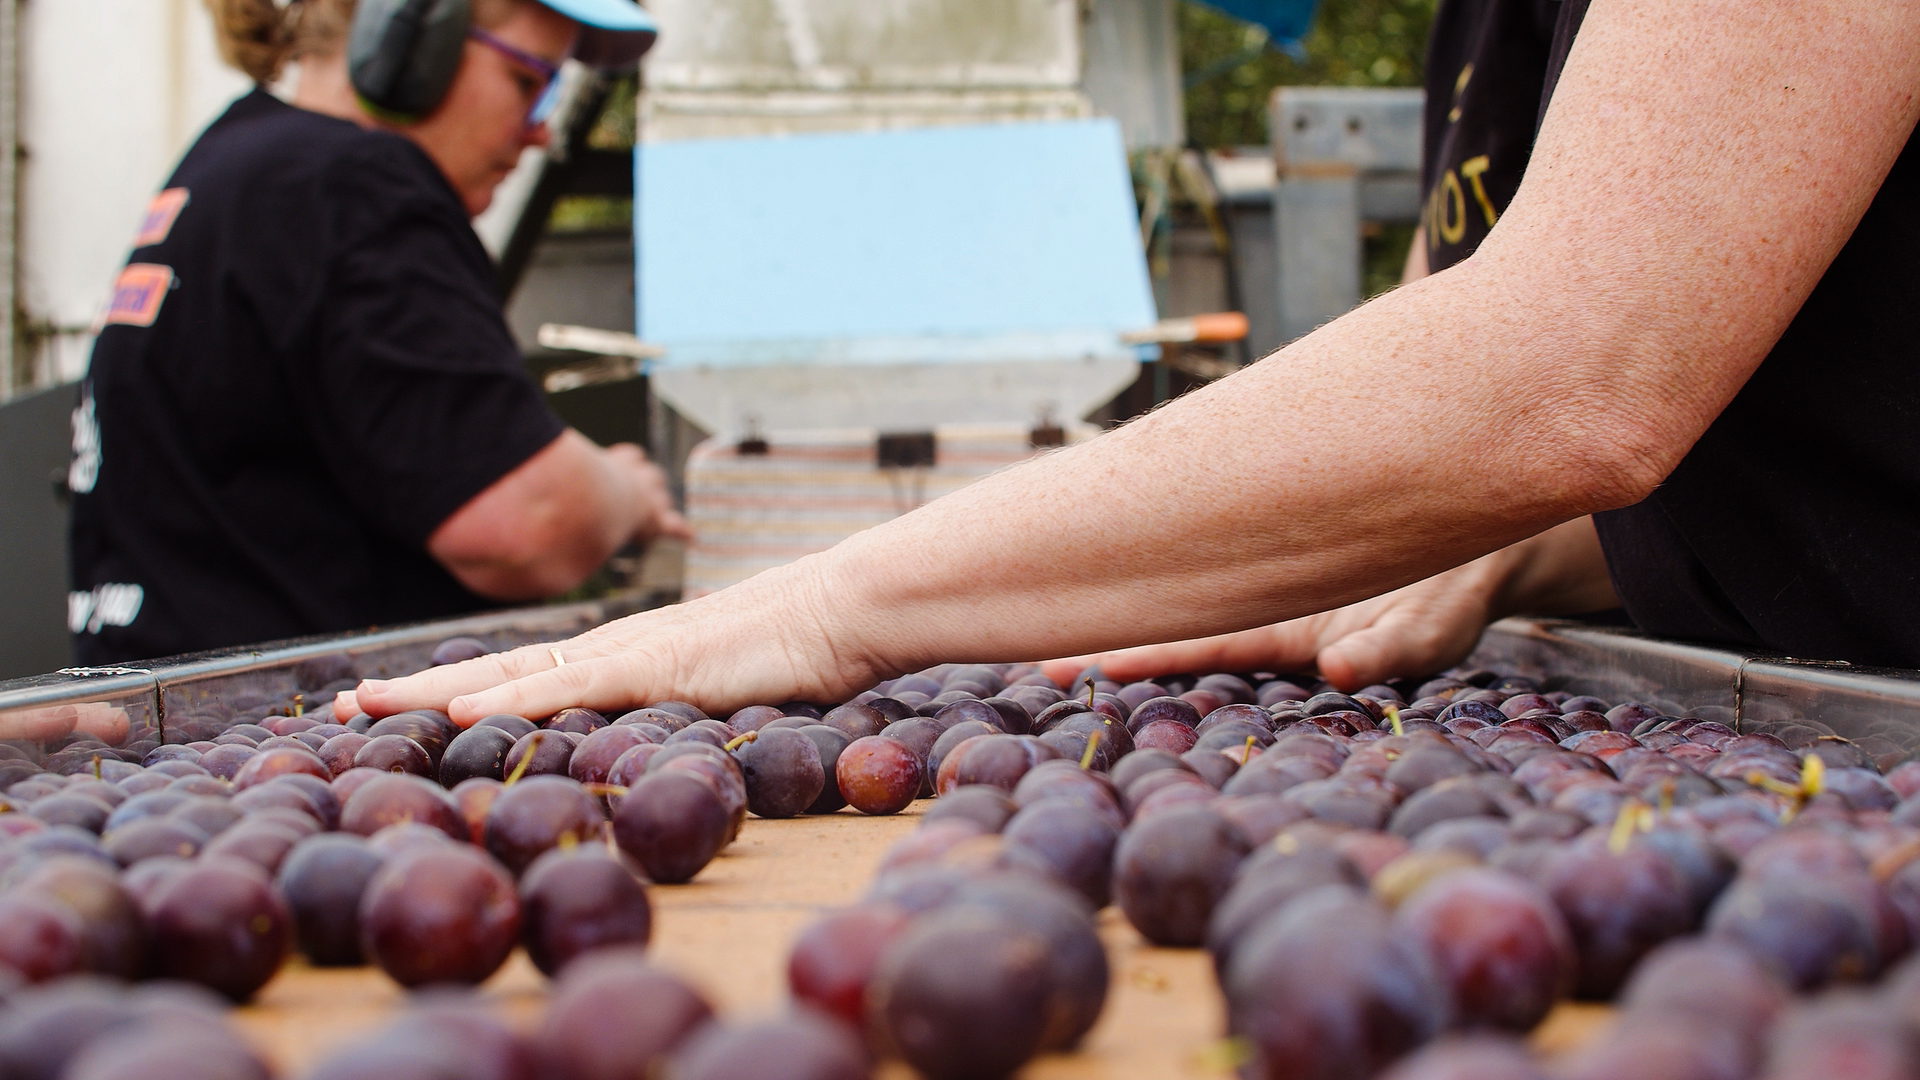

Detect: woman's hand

[1042,517,1618,691]
[1039,559,1509,691]
[351,552,889,726]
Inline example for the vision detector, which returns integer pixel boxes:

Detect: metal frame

[0,594,656,745]
[1269,87,1423,342]
[4,600,1918,759]
[1469,617,1920,758]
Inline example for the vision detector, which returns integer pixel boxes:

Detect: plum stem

[1084,678,1096,709]
[91,755,101,781]
[724,731,759,752]
[1800,754,1825,797]
[1079,729,1102,769]
[1745,768,1807,822]
[503,733,540,787]
[1192,1038,1254,1072]
[1607,799,1649,854]
[1384,704,1403,737]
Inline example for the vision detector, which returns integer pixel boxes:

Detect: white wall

[18,0,249,388]
[1082,0,1184,150]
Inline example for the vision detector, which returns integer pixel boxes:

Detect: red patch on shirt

[104,264,174,328]
[133,188,189,248]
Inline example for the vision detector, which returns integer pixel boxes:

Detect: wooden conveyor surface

[230,803,1611,1077]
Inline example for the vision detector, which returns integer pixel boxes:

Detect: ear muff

[347,0,472,122]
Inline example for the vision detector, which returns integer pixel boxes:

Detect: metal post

[1268,87,1424,344]
[0,0,17,399]
[1274,164,1360,341]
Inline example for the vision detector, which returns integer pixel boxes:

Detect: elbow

[450,554,595,603]
[1525,401,1683,518]
[431,506,609,601]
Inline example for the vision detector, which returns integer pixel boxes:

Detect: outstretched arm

[356,0,1920,723]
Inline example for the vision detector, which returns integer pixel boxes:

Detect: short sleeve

[305,204,565,545]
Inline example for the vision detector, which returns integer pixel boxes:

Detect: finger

[1097,622,1321,683]
[657,509,694,543]
[448,653,661,727]
[356,639,587,721]
[1316,617,1474,692]
[73,703,130,744]
[333,690,360,718]
[1036,655,1098,688]
[0,704,78,742]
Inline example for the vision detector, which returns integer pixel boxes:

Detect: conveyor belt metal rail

[0,608,1912,759]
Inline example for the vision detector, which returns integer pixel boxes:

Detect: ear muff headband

[347,0,472,122]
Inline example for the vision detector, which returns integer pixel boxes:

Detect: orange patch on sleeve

[133,188,190,248]
[103,264,175,328]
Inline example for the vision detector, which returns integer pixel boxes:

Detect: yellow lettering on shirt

[1460,155,1498,228]
[1436,170,1467,244]
[1448,63,1474,123]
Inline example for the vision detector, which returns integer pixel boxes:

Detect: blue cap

[536,0,657,67]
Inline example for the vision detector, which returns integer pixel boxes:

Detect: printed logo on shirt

[1423,153,1498,252]
[69,382,100,495]
[103,264,174,328]
[68,583,144,635]
[133,188,190,248]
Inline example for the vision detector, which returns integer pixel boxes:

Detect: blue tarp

[635,119,1156,360]
[1195,0,1319,45]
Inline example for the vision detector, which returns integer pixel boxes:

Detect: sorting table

[229,803,1610,1078]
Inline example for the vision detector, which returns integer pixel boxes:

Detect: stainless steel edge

[0,592,664,732]
[1471,618,1920,760]
[1467,618,1746,717]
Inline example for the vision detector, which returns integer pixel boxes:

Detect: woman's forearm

[814,0,1919,678]
[353,0,1920,723]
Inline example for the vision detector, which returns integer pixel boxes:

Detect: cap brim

[538,0,658,67]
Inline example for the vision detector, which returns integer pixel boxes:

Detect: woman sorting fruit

[66,0,687,666]
[353,0,1920,723]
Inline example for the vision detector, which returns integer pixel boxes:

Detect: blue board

[635,118,1156,367]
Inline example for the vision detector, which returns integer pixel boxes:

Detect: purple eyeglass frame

[467,27,565,127]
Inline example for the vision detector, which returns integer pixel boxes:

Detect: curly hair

[204,0,520,84]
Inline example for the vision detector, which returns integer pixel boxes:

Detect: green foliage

[1180,0,1435,149]
[587,74,639,150]
[548,196,634,234]
[1365,222,1417,299]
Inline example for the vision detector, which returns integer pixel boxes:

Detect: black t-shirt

[68,89,565,664]
[1419,0,1561,272]
[1539,1,1920,665]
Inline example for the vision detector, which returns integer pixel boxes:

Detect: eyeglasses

[467,27,564,128]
